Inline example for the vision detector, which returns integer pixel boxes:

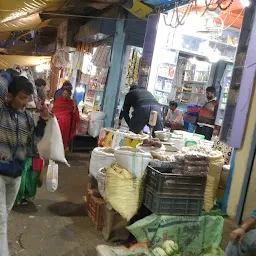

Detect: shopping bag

[46,160,58,192]
[37,116,69,166]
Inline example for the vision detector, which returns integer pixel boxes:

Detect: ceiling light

[241,0,250,8]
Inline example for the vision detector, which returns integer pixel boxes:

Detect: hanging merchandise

[91,45,111,69]
[126,48,142,87]
[52,48,70,68]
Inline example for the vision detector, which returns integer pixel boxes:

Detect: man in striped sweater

[0,71,49,256]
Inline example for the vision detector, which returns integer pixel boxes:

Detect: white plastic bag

[37,116,69,166]
[89,147,115,179]
[114,147,152,179]
[46,160,58,192]
[88,120,104,138]
[90,111,105,121]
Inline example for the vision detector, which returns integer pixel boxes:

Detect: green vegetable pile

[152,240,180,256]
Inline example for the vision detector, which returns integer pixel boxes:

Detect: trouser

[0,175,21,256]
[195,125,214,140]
[225,229,256,256]
[129,105,163,134]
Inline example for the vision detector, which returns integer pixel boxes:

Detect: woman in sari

[52,89,80,150]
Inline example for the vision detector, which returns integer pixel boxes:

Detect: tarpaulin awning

[0,0,67,32]
[0,55,51,69]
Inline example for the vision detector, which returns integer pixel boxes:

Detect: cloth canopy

[0,55,51,69]
[0,0,67,32]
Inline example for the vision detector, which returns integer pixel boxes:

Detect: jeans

[129,105,163,134]
[0,175,21,256]
[195,125,214,140]
[225,229,256,256]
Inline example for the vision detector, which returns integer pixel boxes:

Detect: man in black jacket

[122,86,163,133]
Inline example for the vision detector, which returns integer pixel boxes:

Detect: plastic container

[144,187,204,215]
[146,166,207,196]
[87,189,106,231]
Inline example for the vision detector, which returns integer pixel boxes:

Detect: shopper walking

[54,80,73,102]
[196,86,219,140]
[52,88,80,150]
[122,86,163,134]
[0,72,49,256]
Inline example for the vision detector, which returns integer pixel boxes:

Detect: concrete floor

[8,152,236,256]
[8,152,106,256]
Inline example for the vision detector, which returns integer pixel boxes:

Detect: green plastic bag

[15,158,42,204]
[127,214,224,256]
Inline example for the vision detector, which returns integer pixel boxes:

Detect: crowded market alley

[1,0,256,255]
[7,152,236,256]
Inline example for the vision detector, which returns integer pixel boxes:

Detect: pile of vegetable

[152,240,180,256]
[143,138,162,148]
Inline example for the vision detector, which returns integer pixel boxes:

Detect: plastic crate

[144,187,204,215]
[87,189,106,231]
[146,166,206,196]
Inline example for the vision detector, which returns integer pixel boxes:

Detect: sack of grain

[203,151,224,212]
[89,147,116,179]
[106,164,145,221]
[114,147,152,179]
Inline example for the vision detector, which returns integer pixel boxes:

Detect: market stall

[138,5,242,130]
[85,125,228,255]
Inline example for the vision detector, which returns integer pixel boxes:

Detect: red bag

[32,157,45,172]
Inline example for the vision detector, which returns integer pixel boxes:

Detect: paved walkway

[8,153,106,256]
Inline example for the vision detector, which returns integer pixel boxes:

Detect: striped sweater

[0,75,46,177]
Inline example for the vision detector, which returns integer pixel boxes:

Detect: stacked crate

[144,166,207,215]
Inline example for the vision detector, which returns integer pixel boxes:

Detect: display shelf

[155,88,171,93]
[157,74,174,80]
[183,80,208,84]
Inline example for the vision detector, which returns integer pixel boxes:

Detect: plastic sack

[98,128,116,147]
[96,245,152,256]
[203,151,224,212]
[37,116,69,166]
[89,147,115,179]
[106,164,145,221]
[77,114,89,135]
[114,147,152,179]
[90,111,105,121]
[127,214,224,256]
[46,160,58,192]
[97,168,106,199]
[88,120,104,138]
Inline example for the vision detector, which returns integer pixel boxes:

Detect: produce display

[142,138,162,148]
[173,152,209,177]
[89,127,225,255]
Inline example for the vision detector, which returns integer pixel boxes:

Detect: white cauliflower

[162,240,179,255]
[152,247,168,256]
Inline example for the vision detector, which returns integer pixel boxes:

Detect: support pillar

[103,19,126,127]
